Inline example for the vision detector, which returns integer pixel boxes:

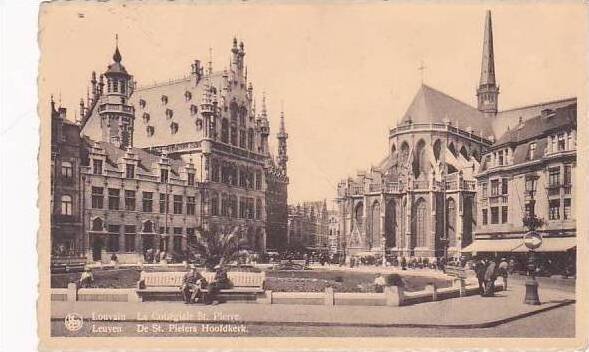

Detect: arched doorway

[92,237,104,262]
[385,200,396,248]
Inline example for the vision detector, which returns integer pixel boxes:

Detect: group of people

[474,257,509,297]
[180,265,230,305]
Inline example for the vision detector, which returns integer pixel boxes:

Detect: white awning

[463,237,576,253]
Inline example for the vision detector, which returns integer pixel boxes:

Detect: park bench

[445,265,467,279]
[135,270,266,301]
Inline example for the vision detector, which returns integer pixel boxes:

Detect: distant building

[287,201,329,250]
[336,11,577,262]
[71,38,287,262]
[51,100,83,256]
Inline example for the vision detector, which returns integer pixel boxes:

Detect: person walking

[474,258,487,296]
[483,258,497,297]
[498,257,509,290]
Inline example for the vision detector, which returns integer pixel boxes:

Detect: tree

[186,226,242,270]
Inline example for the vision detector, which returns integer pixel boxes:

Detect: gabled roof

[400,84,493,137]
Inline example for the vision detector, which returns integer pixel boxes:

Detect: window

[186,196,195,215]
[173,195,183,214]
[60,195,72,215]
[107,225,120,252]
[490,180,499,196]
[230,127,238,146]
[124,190,136,211]
[501,178,508,195]
[239,169,247,188]
[525,202,534,218]
[491,207,499,224]
[61,161,73,178]
[160,169,169,183]
[187,173,195,186]
[221,119,229,143]
[247,128,254,151]
[528,143,536,160]
[143,220,154,233]
[139,99,146,109]
[170,122,179,134]
[256,198,262,219]
[173,227,183,235]
[239,198,247,218]
[525,177,537,193]
[173,236,182,252]
[91,187,104,209]
[567,133,573,150]
[482,209,488,225]
[126,164,135,179]
[211,160,220,182]
[161,95,168,105]
[93,159,103,175]
[497,151,504,166]
[185,91,192,101]
[239,129,246,148]
[146,126,155,137]
[564,199,572,220]
[124,225,136,252]
[481,183,488,198]
[558,133,565,151]
[112,79,118,92]
[108,188,120,210]
[190,104,198,115]
[255,171,262,190]
[210,193,219,216]
[142,192,153,213]
[549,199,560,220]
[159,194,168,213]
[549,167,560,187]
[501,206,508,224]
[564,165,572,185]
[91,217,104,232]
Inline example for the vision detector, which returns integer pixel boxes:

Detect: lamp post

[522,191,543,305]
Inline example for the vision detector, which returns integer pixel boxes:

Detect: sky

[38,2,586,205]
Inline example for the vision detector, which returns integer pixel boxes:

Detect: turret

[277,107,289,174]
[258,94,270,155]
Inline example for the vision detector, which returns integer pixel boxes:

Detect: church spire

[477,10,499,116]
[277,104,288,174]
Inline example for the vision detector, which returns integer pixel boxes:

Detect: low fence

[52,278,503,307]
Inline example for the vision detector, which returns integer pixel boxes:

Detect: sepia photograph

[36,1,586,350]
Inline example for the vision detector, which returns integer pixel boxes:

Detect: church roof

[400,84,493,137]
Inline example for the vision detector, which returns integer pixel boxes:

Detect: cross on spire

[418,60,427,84]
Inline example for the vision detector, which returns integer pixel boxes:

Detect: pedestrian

[484,258,497,296]
[181,267,206,304]
[474,258,486,296]
[79,267,94,288]
[498,257,509,290]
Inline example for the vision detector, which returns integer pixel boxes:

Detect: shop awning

[463,237,576,253]
[511,237,577,253]
[462,239,523,253]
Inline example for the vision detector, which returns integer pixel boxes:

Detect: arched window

[247,128,254,151]
[230,127,238,146]
[92,217,104,232]
[385,200,396,248]
[143,220,154,233]
[239,129,246,148]
[460,146,470,160]
[210,192,219,216]
[433,139,442,161]
[400,142,410,163]
[413,198,427,248]
[391,144,397,155]
[413,139,427,178]
[370,201,381,248]
[170,122,179,134]
[60,195,72,215]
[446,198,456,247]
[448,142,457,157]
[221,118,229,143]
[61,161,73,178]
[354,202,364,232]
[230,102,238,124]
[256,198,262,219]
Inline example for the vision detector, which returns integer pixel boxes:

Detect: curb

[51,299,574,330]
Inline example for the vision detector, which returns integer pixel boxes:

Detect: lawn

[51,268,453,293]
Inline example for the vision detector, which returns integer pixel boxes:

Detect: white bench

[136,271,266,301]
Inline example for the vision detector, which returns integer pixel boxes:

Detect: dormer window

[528,142,536,160]
[190,104,198,115]
[195,119,203,131]
[146,126,155,137]
[161,95,168,105]
[126,164,135,179]
[160,169,169,183]
[185,91,192,101]
[170,122,179,134]
[142,112,150,124]
[139,99,146,109]
[166,108,173,119]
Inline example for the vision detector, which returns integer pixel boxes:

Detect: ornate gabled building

[336,10,577,261]
[287,200,329,250]
[76,38,288,262]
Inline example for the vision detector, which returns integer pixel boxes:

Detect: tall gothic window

[371,201,381,248]
[221,118,229,143]
[413,198,427,248]
[446,198,456,247]
[354,202,363,232]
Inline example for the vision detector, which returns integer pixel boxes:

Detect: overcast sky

[39,2,586,205]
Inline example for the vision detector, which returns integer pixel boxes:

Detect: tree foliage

[186,226,242,270]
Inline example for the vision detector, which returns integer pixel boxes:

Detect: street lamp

[522,190,543,305]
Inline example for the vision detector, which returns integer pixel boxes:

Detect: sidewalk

[52,282,574,328]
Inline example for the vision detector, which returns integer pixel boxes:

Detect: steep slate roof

[400,84,493,137]
[492,97,576,138]
[131,73,226,148]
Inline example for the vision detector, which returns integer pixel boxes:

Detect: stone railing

[390,122,493,145]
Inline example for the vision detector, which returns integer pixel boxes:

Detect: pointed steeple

[479,10,495,86]
[476,10,499,116]
[277,105,288,174]
[113,34,122,63]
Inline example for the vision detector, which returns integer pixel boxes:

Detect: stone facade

[287,201,329,250]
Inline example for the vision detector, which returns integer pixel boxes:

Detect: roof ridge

[498,97,576,114]
[421,84,478,111]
